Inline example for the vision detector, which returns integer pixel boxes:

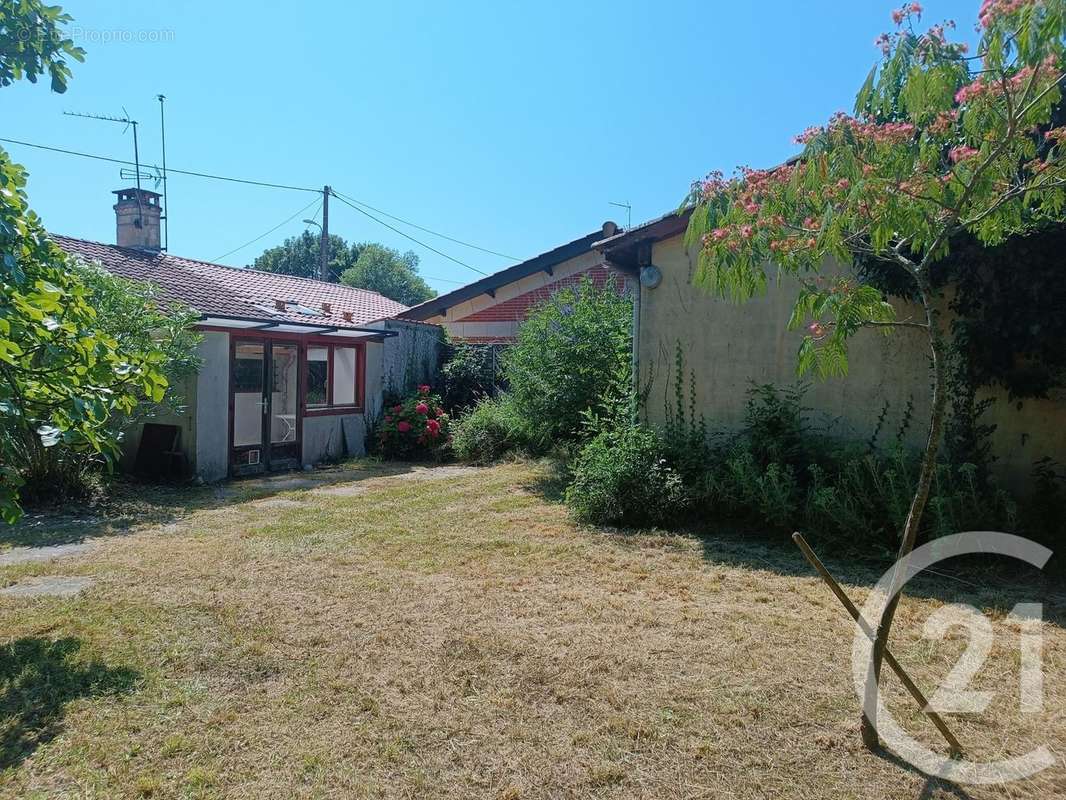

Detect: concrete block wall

[638,234,1066,492]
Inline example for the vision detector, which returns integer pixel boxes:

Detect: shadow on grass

[2,460,420,550]
[521,465,1066,627]
[0,637,140,769]
[871,748,973,800]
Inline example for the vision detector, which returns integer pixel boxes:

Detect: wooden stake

[791,532,963,756]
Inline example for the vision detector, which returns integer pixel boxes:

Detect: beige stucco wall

[422,249,606,340]
[638,233,1066,490]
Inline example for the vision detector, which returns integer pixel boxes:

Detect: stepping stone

[250,497,304,508]
[0,576,93,598]
[0,542,95,567]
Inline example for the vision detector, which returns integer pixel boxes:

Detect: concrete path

[0,541,96,567]
[0,576,93,598]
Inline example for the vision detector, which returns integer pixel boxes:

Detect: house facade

[595,211,1066,490]
[398,222,628,344]
[55,188,440,482]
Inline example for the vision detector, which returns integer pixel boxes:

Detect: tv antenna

[609,200,632,231]
[156,94,168,250]
[64,108,147,229]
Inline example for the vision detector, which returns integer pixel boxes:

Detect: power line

[329,189,489,277]
[0,137,320,193]
[330,188,520,262]
[1,135,504,277]
[213,197,322,262]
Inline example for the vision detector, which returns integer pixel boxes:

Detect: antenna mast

[157,94,169,250]
[64,109,145,228]
[609,200,632,231]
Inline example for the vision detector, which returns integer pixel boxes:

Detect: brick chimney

[113,188,162,251]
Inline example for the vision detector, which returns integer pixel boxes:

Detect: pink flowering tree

[685,0,1066,751]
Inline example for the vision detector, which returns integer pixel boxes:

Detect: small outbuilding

[54,188,440,481]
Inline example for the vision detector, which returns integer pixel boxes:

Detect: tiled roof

[51,235,410,329]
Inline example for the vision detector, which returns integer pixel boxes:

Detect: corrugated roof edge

[396,228,606,321]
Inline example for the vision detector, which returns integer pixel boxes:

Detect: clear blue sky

[3,0,980,291]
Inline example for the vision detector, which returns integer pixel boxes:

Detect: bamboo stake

[791,532,963,756]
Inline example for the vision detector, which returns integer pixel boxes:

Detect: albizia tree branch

[684,0,1066,753]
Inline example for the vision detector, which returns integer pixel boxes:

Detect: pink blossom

[949,145,979,163]
[892,8,905,24]
[740,224,754,239]
[418,384,431,394]
[794,125,824,144]
[808,322,826,338]
[415,402,429,415]
[397,421,412,433]
[391,404,403,413]
[837,178,850,191]
[384,415,393,423]
[426,419,441,436]
[711,227,729,241]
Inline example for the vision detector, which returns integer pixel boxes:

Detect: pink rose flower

[415,402,429,415]
[418,384,430,394]
[397,421,412,433]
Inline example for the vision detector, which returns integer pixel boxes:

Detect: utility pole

[319,185,330,281]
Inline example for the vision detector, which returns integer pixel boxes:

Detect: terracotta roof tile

[51,235,410,329]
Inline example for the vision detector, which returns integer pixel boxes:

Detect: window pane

[233,343,264,446]
[307,346,329,407]
[334,347,357,406]
[270,344,298,443]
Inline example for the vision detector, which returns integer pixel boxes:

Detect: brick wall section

[455,265,619,323]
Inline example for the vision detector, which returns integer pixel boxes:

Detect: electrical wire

[3,137,517,270]
[212,197,322,262]
[2,136,508,278]
[0,137,320,193]
[329,189,489,276]
[330,188,520,262]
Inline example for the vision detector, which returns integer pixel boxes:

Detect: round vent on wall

[639,265,662,289]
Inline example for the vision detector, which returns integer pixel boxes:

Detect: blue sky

[3,0,980,291]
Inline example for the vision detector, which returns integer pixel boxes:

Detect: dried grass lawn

[0,460,1062,799]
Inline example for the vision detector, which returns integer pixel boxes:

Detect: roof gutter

[195,314,400,338]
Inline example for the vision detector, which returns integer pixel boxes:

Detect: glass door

[268,343,300,468]
[232,341,267,475]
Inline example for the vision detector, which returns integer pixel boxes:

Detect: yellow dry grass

[0,460,1062,799]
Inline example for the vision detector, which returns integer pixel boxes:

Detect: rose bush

[376,385,451,460]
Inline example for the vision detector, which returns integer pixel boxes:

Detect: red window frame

[302,339,366,417]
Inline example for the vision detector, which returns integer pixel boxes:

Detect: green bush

[503,277,631,448]
[699,384,1019,549]
[450,394,529,464]
[565,425,689,528]
[440,342,499,412]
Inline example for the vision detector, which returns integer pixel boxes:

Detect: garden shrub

[450,394,529,464]
[377,385,451,460]
[503,277,631,448]
[440,341,500,412]
[565,425,689,528]
[701,384,1020,550]
[9,262,200,511]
